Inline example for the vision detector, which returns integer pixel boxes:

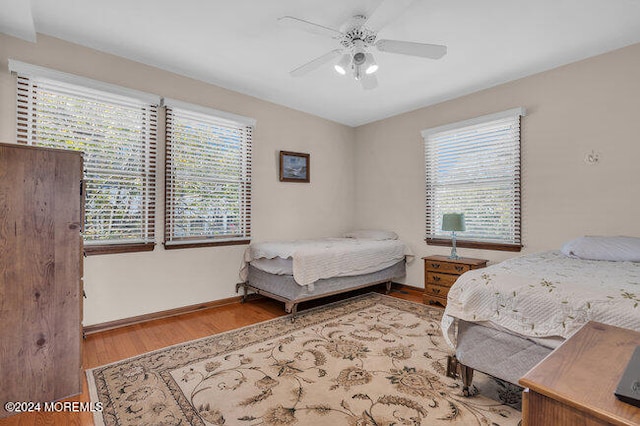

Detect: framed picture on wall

[279,151,310,183]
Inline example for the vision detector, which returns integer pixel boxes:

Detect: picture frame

[279,151,310,183]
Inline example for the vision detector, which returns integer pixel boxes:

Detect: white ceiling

[3,0,640,127]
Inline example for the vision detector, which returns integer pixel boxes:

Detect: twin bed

[237,230,413,319]
[442,236,640,394]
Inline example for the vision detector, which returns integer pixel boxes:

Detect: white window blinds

[422,108,525,249]
[164,99,254,247]
[11,61,158,251]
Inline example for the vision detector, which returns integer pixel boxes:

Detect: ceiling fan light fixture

[364,53,378,74]
[334,54,351,75]
[353,51,366,66]
[353,51,366,80]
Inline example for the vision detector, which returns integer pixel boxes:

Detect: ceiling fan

[278,0,447,90]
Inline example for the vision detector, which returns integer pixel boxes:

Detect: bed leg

[284,302,297,322]
[460,364,476,397]
[285,302,298,323]
[446,355,459,379]
[385,281,392,294]
[235,282,248,303]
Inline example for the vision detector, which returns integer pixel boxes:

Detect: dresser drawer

[426,272,458,287]
[425,261,471,275]
[425,284,450,299]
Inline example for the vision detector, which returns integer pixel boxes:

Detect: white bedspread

[442,251,640,346]
[240,238,413,286]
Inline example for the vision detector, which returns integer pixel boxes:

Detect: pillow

[560,236,640,262]
[343,229,398,241]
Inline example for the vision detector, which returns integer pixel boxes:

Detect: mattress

[250,257,294,275]
[249,255,410,279]
[442,250,640,347]
[458,319,564,351]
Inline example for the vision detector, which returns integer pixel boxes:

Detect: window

[422,107,525,251]
[11,60,159,255]
[164,99,254,248]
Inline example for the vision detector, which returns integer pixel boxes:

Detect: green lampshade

[442,213,465,232]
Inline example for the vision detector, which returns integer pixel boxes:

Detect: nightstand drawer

[426,272,458,287]
[425,284,450,299]
[425,261,471,275]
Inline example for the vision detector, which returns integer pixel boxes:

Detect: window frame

[10,60,159,255]
[163,98,254,249]
[422,107,525,252]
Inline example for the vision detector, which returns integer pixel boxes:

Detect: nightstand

[422,255,487,307]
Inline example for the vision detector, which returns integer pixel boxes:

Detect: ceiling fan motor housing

[340,15,377,50]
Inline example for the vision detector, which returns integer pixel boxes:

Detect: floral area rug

[87,293,521,425]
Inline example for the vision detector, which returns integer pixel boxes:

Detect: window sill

[84,242,156,256]
[426,238,522,252]
[163,239,250,250]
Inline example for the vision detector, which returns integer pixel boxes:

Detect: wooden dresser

[520,321,640,426]
[0,143,84,418]
[422,255,487,307]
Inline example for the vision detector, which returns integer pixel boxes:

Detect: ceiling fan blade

[364,0,415,31]
[278,16,342,39]
[376,39,447,59]
[290,49,342,77]
[361,73,378,90]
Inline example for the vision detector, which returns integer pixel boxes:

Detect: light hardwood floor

[0,285,425,426]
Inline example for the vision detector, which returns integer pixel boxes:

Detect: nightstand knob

[455,266,464,272]
[431,263,440,269]
[432,276,441,282]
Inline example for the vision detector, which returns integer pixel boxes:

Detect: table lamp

[442,213,465,259]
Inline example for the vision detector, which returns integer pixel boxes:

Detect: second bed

[442,244,640,394]
[237,231,413,318]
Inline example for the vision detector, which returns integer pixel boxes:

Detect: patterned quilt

[442,251,640,346]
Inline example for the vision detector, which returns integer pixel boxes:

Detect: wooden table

[519,321,640,426]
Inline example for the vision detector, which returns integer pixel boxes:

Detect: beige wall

[354,42,640,288]
[2,32,639,324]
[0,34,356,325]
